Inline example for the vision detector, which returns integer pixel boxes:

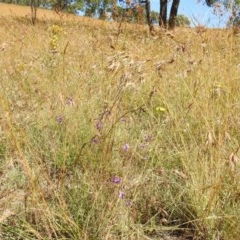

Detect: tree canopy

[206,0,240,27]
[175,14,190,27]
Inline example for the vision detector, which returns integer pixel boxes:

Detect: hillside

[0,2,73,19]
[0,4,240,240]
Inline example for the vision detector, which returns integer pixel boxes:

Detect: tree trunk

[169,0,180,29]
[145,0,154,33]
[56,0,68,11]
[159,0,167,28]
[30,0,37,25]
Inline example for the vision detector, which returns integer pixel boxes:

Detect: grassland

[0,3,240,240]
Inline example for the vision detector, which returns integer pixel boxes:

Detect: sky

[150,0,230,27]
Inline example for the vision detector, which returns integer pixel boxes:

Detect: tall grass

[0,10,240,240]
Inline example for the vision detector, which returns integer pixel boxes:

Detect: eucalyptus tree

[205,0,240,26]
[159,0,181,29]
[169,0,180,28]
[30,0,39,24]
[145,0,154,32]
[84,0,115,19]
[159,0,167,26]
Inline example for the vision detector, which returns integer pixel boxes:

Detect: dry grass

[0,3,240,240]
[0,2,74,20]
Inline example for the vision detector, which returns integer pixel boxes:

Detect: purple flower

[96,121,103,131]
[120,117,126,123]
[57,116,63,124]
[123,143,130,152]
[119,191,125,199]
[66,97,74,106]
[126,200,131,207]
[112,176,121,184]
[91,136,99,144]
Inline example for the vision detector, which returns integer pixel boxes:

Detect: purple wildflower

[126,200,131,207]
[66,97,74,106]
[57,116,63,124]
[120,117,126,123]
[123,143,130,152]
[119,191,125,199]
[91,136,99,144]
[96,121,103,131]
[112,176,121,184]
